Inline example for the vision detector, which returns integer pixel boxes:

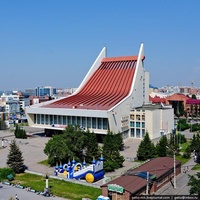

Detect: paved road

[0,182,67,200]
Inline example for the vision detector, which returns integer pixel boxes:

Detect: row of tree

[44,125,124,172]
[137,132,187,161]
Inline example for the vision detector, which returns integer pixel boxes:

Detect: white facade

[25,44,174,140]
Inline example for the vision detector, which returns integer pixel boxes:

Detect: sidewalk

[156,158,197,195]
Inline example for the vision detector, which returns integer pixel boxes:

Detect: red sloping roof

[186,99,200,105]
[43,56,138,110]
[149,96,166,103]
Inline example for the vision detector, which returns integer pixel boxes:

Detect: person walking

[15,194,19,200]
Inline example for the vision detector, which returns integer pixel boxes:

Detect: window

[34,114,36,123]
[87,117,91,128]
[41,114,44,124]
[82,117,86,128]
[92,117,96,129]
[136,122,140,128]
[37,114,40,124]
[50,115,53,125]
[130,121,134,127]
[77,117,81,126]
[45,115,49,125]
[97,118,102,129]
[142,129,145,138]
[136,115,140,120]
[142,115,145,121]
[72,116,76,125]
[58,115,62,124]
[130,114,134,120]
[67,116,72,125]
[63,116,67,125]
[136,129,140,138]
[103,118,108,130]
[54,115,57,124]
[131,128,135,137]
[142,122,145,128]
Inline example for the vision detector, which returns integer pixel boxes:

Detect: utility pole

[146,171,149,194]
[166,146,176,189]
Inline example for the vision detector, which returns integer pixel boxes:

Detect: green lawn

[37,159,49,166]
[192,163,200,170]
[11,173,101,200]
[176,155,190,165]
[179,141,191,152]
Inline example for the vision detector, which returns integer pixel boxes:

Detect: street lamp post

[166,146,176,189]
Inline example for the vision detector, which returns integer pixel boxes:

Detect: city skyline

[1,1,200,91]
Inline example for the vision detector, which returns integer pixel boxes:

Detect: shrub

[0,168,15,181]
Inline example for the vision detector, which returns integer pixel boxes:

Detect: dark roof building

[101,157,181,200]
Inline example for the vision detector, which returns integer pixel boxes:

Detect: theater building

[25,44,174,140]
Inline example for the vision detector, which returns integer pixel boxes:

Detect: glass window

[37,114,40,124]
[142,115,145,121]
[41,114,44,124]
[67,116,72,125]
[77,116,81,126]
[92,117,96,129]
[82,117,86,128]
[103,118,108,130]
[136,122,140,128]
[45,115,49,125]
[142,129,145,138]
[130,114,134,120]
[54,115,57,124]
[136,129,140,138]
[131,128,135,137]
[142,122,145,128]
[50,115,53,125]
[63,116,67,125]
[34,114,36,123]
[58,115,62,124]
[72,116,76,125]
[130,121,134,127]
[97,118,102,129]
[136,115,140,120]
[87,117,91,128]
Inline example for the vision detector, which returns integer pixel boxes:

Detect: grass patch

[176,155,190,165]
[179,141,191,152]
[38,159,49,166]
[192,163,200,170]
[12,173,101,200]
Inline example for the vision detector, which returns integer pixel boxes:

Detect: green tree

[84,130,100,162]
[0,167,15,181]
[44,134,69,166]
[6,140,24,173]
[14,125,27,139]
[102,131,124,172]
[62,125,87,161]
[188,172,200,197]
[190,133,200,153]
[44,125,88,166]
[156,135,168,157]
[137,132,156,161]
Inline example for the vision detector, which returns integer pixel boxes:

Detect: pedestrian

[15,194,19,200]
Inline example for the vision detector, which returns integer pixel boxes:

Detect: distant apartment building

[25,86,56,97]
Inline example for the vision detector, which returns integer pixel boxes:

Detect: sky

[0,0,200,91]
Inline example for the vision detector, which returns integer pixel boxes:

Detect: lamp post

[166,146,176,189]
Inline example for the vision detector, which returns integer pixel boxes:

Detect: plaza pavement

[0,127,199,199]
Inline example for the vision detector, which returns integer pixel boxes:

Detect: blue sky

[0,0,200,91]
